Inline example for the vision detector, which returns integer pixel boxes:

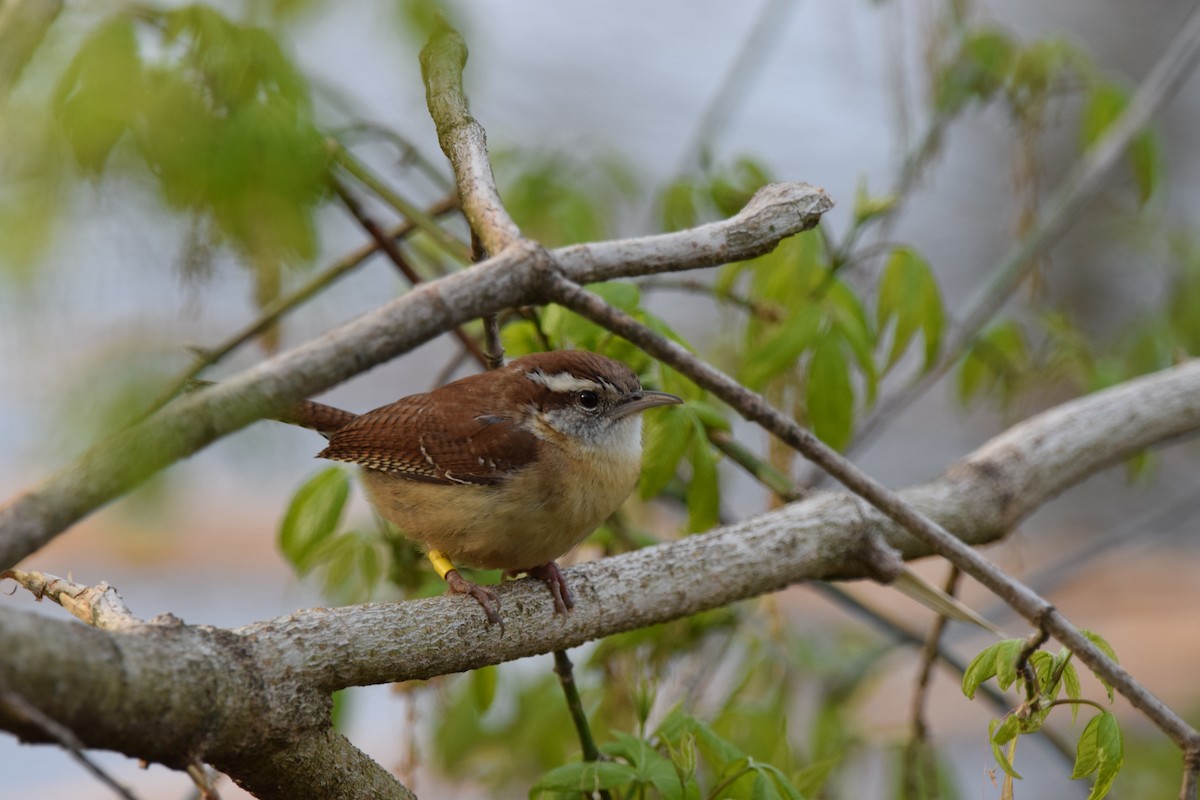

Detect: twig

[0,569,141,630]
[552,650,612,800]
[638,276,784,322]
[186,760,222,800]
[473,231,505,370]
[811,583,1077,766]
[707,429,806,503]
[901,567,959,799]
[420,25,523,254]
[140,194,460,418]
[332,178,488,368]
[1181,746,1200,800]
[538,270,1200,754]
[0,691,140,800]
[330,140,472,263]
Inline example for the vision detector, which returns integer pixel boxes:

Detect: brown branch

[0,690,139,800]
[141,194,461,419]
[332,178,489,368]
[537,270,1200,754]
[902,567,958,799]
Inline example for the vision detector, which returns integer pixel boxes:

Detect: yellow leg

[427,549,457,580]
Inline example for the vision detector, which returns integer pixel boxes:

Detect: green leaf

[852,177,900,225]
[806,335,854,451]
[962,643,1000,699]
[657,709,745,768]
[661,179,699,231]
[876,247,944,372]
[957,321,1029,406]
[826,279,878,405]
[1072,712,1123,800]
[1129,129,1161,204]
[1080,629,1120,702]
[708,157,772,217]
[470,664,498,714]
[793,756,839,796]
[962,639,1027,698]
[530,760,640,795]
[590,280,642,312]
[686,418,720,532]
[935,27,1016,114]
[605,733,686,800]
[1081,81,1160,203]
[1061,672,1082,727]
[54,17,144,171]
[1080,82,1126,151]
[994,639,1025,691]
[751,770,783,800]
[687,400,730,432]
[641,405,694,500]
[754,763,805,800]
[988,717,1023,780]
[740,305,823,390]
[279,467,350,574]
[500,320,548,356]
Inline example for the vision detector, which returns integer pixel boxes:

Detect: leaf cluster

[962,631,1124,799]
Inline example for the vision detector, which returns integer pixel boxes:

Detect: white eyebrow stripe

[526,370,600,394]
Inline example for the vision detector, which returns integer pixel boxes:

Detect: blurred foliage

[495,150,639,247]
[3,4,329,313]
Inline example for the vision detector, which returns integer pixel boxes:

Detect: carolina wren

[288,351,681,624]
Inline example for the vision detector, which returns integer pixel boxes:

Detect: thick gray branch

[0,183,829,569]
[3,359,1198,786]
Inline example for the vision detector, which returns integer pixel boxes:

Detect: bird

[285,350,682,625]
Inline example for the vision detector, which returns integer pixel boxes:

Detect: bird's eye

[577,390,600,410]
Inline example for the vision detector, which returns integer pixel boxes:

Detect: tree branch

[420,24,522,254]
[0,181,829,569]
[539,272,1200,752]
[3,359,1199,789]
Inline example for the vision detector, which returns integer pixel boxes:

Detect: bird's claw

[444,569,502,628]
[524,562,575,615]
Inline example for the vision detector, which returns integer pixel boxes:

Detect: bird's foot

[521,561,575,615]
[444,569,502,627]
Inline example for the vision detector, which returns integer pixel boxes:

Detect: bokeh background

[3,0,1200,797]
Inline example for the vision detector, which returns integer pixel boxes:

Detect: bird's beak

[612,390,683,418]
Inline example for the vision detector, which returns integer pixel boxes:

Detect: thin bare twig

[331,140,472,263]
[553,650,611,800]
[0,691,139,800]
[332,178,488,368]
[901,567,959,799]
[140,194,460,419]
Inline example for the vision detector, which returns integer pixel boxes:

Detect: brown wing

[316,389,538,486]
